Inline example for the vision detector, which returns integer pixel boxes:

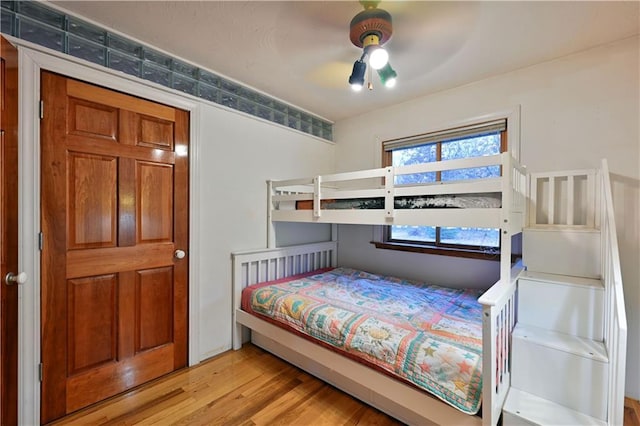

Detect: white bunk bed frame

[232,152,527,426]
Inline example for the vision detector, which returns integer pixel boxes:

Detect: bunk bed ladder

[503,159,627,426]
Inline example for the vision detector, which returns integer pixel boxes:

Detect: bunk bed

[232,152,528,426]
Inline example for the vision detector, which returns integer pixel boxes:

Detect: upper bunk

[268,151,527,236]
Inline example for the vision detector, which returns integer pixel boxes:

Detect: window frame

[375,126,508,260]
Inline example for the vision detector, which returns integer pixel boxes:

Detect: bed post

[479,263,520,426]
[479,152,518,425]
[232,251,244,350]
[331,224,338,266]
[313,175,322,218]
[267,180,275,249]
[482,303,498,426]
[500,152,513,283]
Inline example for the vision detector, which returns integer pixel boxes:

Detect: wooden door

[0,35,19,426]
[40,71,189,423]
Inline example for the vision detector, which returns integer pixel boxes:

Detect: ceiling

[50,1,639,122]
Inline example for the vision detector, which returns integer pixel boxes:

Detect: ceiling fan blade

[305,61,355,89]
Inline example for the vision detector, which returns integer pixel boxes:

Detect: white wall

[14,40,336,423]
[196,106,334,358]
[338,225,505,289]
[333,36,640,398]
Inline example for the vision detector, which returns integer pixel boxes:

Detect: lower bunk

[232,241,521,426]
[237,310,479,425]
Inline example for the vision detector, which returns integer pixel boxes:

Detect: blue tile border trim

[0,0,333,141]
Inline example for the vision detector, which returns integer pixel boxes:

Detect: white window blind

[383,119,507,151]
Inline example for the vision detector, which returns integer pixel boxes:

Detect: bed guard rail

[269,152,527,221]
[600,159,627,426]
[528,168,599,228]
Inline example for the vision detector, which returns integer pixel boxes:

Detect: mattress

[293,192,501,210]
[241,267,484,414]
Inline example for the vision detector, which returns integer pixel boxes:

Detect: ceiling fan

[348,0,397,91]
[272,1,477,92]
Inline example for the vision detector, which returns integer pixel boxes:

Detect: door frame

[12,37,201,425]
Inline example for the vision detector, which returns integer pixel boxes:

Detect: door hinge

[38,232,44,251]
[39,100,44,119]
[38,363,43,382]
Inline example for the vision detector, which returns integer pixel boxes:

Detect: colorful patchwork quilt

[241,267,484,414]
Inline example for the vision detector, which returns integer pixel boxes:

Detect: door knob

[174,250,186,259]
[5,272,27,285]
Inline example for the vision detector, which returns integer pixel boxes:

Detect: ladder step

[518,273,604,340]
[511,324,608,420]
[513,324,607,362]
[503,388,607,426]
[521,270,603,289]
[522,228,600,278]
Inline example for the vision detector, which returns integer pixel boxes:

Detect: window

[378,119,507,258]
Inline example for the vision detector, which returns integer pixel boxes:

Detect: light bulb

[348,59,366,91]
[369,47,389,70]
[377,63,397,88]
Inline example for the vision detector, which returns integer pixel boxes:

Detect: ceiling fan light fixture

[348,59,366,91]
[347,1,396,91]
[377,62,397,88]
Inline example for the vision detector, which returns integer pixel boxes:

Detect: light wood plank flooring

[50,344,401,425]
[627,397,640,426]
[50,344,640,425]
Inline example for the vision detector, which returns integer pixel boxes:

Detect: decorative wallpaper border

[1,1,333,141]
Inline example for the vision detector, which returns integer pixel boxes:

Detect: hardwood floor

[50,344,640,425]
[50,344,402,425]
[627,397,640,426]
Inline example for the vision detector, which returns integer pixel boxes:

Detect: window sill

[371,241,519,262]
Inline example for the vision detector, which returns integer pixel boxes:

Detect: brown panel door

[0,35,19,426]
[40,72,189,423]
